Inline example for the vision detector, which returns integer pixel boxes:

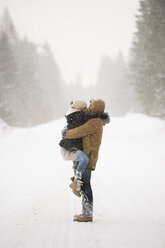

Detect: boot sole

[73,217,93,222]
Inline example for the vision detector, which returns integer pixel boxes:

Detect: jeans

[74,150,89,180]
[81,168,93,218]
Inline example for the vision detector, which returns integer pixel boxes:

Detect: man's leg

[81,168,93,218]
[73,168,93,222]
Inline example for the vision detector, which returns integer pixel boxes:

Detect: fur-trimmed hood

[89,99,105,112]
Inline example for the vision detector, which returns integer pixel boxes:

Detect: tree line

[0,9,64,126]
[0,1,165,127]
[96,0,165,118]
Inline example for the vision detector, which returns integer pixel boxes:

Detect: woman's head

[70,100,87,112]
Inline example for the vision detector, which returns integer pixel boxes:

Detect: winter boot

[73,214,93,222]
[74,214,82,218]
[70,176,74,182]
[72,161,78,172]
[69,179,83,197]
[74,214,82,217]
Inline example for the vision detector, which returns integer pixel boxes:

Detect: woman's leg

[73,150,89,180]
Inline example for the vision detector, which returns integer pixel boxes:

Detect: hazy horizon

[0,0,140,86]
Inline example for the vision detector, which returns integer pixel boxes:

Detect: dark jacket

[59,111,109,152]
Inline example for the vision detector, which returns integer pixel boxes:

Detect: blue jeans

[74,150,89,180]
[81,168,93,218]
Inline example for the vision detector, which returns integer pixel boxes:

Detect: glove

[62,126,68,138]
[103,113,110,126]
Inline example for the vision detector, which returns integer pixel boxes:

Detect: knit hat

[70,100,87,110]
[66,100,87,115]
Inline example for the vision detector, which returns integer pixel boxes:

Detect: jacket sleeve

[65,119,100,139]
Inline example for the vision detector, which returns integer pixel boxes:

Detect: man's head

[88,99,105,113]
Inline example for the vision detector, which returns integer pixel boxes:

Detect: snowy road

[0,114,165,248]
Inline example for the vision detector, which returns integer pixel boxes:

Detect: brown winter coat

[65,99,105,170]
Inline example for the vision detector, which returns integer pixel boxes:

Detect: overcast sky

[0,0,140,86]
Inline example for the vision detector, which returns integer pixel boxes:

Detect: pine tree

[114,52,131,115]
[0,8,22,125]
[96,55,115,113]
[0,31,19,124]
[154,0,165,117]
[16,37,44,126]
[0,8,18,42]
[130,0,165,117]
[96,53,129,115]
[36,43,64,119]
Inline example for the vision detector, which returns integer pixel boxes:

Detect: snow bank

[107,113,165,137]
[0,119,10,136]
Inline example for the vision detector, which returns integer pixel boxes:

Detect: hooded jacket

[65,99,108,170]
[59,111,108,152]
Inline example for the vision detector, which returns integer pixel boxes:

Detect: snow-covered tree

[16,37,45,126]
[36,42,64,119]
[0,8,21,124]
[129,0,165,117]
[0,8,18,43]
[0,31,19,124]
[96,52,130,115]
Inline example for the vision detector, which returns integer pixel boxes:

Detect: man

[65,99,109,222]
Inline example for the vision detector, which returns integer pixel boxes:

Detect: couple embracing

[59,99,110,222]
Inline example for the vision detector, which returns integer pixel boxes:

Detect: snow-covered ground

[0,113,165,248]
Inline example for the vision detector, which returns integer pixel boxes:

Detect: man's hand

[61,126,68,138]
[103,113,110,126]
